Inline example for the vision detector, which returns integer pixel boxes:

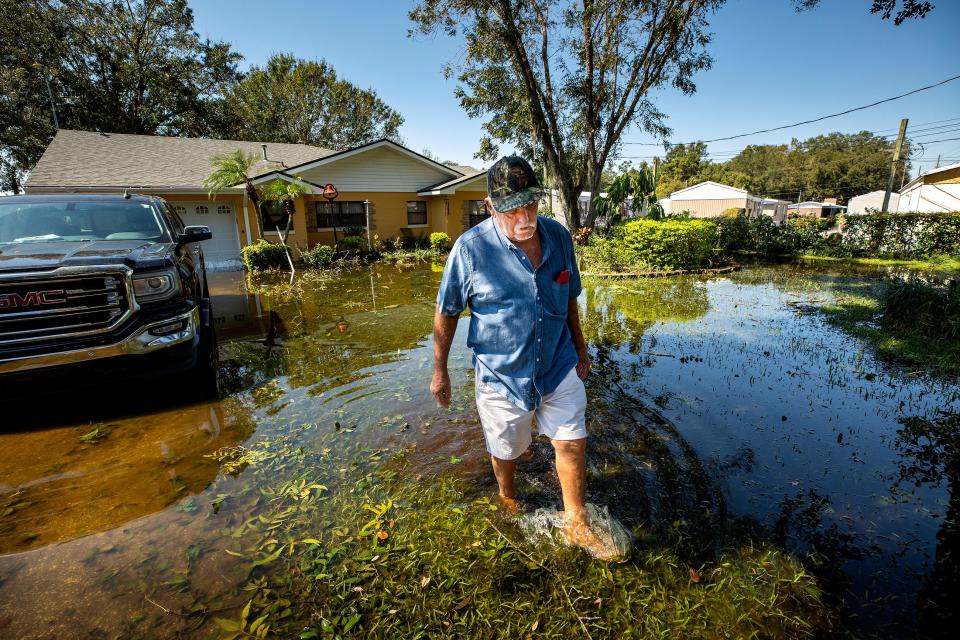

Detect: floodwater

[1,261,958,638]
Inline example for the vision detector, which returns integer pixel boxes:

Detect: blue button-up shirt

[436,215,582,411]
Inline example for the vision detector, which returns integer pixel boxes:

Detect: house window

[467,200,488,228]
[217,204,232,215]
[260,200,291,231]
[195,205,209,215]
[173,205,187,217]
[407,201,427,226]
[315,201,365,229]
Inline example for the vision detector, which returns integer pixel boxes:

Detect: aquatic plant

[207,430,830,639]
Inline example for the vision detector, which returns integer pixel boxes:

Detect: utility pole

[882,118,908,213]
[935,154,941,169]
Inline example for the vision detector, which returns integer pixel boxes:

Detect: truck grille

[0,270,134,346]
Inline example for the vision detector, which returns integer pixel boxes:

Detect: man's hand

[575,349,591,380]
[431,368,453,407]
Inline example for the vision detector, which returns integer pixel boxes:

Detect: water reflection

[582,266,960,637]
[1,262,958,639]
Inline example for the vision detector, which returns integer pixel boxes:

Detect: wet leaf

[453,596,471,611]
[689,567,701,583]
[420,575,431,588]
[531,619,539,631]
[343,613,361,632]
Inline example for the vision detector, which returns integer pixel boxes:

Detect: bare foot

[562,514,620,560]
[497,494,521,516]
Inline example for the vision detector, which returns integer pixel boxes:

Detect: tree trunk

[582,162,603,229]
[555,180,582,231]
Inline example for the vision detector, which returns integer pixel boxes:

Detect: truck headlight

[132,269,180,302]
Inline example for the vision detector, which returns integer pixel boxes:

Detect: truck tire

[188,321,221,399]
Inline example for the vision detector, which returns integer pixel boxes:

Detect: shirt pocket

[544,280,570,315]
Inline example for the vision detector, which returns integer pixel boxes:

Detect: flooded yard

[1,261,957,638]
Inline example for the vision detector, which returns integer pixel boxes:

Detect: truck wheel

[189,322,221,399]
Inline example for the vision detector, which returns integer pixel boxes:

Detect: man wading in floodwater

[431,156,609,557]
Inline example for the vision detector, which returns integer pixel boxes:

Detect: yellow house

[24,130,488,269]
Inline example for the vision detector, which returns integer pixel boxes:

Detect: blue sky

[189,0,959,178]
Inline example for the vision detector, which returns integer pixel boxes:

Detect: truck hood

[0,240,175,272]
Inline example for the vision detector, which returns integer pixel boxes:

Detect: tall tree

[221,54,404,150]
[0,0,241,192]
[793,0,934,25]
[410,0,723,232]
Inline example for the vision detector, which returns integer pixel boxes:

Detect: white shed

[847,190,899,215]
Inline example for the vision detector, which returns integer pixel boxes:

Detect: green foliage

[339,236,364,253]
[594,164,663,225]
[409,0,721,230]
[821,278,960,375]
[429,232,451,252]
[655,132,908,204]
[212,423,828,640]
[715,215,818,258]
[221,53,403,150]
[261,176,310,207]
[241,239,292,271]
[300,244,334,269]
[0,0,241,191]
[840,213,960,256]
[882,278,960,343]
[203,150,259,197]
[582,219,718,272]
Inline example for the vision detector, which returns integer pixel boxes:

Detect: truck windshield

[0,201,169,244]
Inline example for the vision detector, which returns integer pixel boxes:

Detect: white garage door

[172,202,243,271]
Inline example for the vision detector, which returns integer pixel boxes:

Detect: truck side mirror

[179,225,212,244]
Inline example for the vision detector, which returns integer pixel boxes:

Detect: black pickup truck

[0,193,220,398]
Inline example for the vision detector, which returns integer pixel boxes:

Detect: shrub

[402,232,430,250]
[301,244,333,268]
[583,218,717,271]
[840,212,960,256]
[882,278,960,343]
[716,214,818,257]
[241,239,291,271]
[339,235,364,252]
[429,232,452,252]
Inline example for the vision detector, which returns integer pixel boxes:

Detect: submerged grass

[819,279,960,375]
[207,427,830,639]
[799,253,960,275]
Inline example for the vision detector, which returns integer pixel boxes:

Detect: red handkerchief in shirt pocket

[554,269,571,284]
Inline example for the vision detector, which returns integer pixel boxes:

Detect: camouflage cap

[487,156,543,213]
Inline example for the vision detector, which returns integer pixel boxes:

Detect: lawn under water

[0,261,957,638]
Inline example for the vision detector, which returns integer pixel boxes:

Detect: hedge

[584,218,717,271]
[840,212,960,256]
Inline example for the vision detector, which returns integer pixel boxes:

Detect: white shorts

[475,367,588,460]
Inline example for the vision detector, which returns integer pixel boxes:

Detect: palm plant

[203,150,265,237]
[593,165,664,229]
[262,177,311,273]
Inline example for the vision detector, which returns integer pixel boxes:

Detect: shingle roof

[418,170,487,193]
[445,163,481,175]
[25,129,335,190]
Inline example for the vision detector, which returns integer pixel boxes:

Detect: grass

[819,279,960,375]
[799,253,960,275]
[204,427,831,640]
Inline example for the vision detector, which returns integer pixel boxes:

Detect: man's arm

[431,305,460,407]
[567,297,591,380]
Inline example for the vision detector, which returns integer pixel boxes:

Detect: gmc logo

[0,290,67,309]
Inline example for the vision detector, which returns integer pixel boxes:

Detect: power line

[869,115,960,134]
[623,74,960,146]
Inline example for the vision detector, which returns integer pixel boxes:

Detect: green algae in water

[211,427,830,639]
